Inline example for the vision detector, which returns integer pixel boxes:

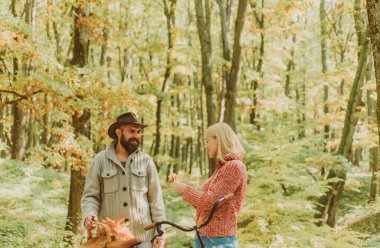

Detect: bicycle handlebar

[144,223,156,231]
[144,193,234,234]
[224,193,234,200]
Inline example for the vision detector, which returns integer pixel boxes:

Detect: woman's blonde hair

[205,122,245,163]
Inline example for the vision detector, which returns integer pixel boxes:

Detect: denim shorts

[194,236,238,248]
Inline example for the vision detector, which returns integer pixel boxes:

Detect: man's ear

[116,128,121,138]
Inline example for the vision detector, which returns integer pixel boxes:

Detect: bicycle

[144,193,235,248]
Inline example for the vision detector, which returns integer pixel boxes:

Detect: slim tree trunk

[194,0,216,127]
[366,0,380,202]
[195,73,205,175]
[224,0,248,130]
[0,95,5,157]
[9,2,19,161]
[338,39,369,158]
[369,147,378,203]
[285,36,296,98]
[66,111,90,235]
[42,94,50,145]
[11,0,35,160]
[194,0,217,174]
[26,105,34,150]
[366,55,379,203]
[189,137,194,174]
[154,0,177,157]
[296,83,306,139]
[217,0,231,121]
[354,0,365,58]
[315,35,369,228]
[320,0,330,150]
[249,0,264,130]
[173,136,180,173]
[100,27,109,66]
[11,102,27,160]
[53,22,62,63]
[66,4,91,235]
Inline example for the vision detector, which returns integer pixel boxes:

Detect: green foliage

[1,0,379,247]
[162,187,195,248]
[0,159,73,247]
[238,132,365,247]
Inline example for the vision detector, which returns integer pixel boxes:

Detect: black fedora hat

[108,112,148,139]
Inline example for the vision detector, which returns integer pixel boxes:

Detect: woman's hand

[168,173,181,182]
[171,182,187,194]
[153,236,165,248]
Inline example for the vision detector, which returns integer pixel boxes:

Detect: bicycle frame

[144,193,234,248]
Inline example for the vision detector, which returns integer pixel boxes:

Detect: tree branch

[0,89,44,104]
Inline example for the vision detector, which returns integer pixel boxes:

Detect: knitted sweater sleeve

[182,161,243,211]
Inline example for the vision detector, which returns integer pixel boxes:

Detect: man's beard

[120,133,140,154]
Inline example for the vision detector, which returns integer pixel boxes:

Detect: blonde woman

[171,122,247,248]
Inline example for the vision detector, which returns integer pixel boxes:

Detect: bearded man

[81,112,166,248]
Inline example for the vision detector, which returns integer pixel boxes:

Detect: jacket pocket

[102,169,119,193]
[130,168,147,191]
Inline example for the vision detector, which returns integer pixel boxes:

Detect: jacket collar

[106,140,140,170]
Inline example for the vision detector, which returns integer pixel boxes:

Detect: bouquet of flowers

[80,218,141,248]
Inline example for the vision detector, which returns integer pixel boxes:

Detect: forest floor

[338,168,380,247]
[1,158,380,247]
[0,158,196,247]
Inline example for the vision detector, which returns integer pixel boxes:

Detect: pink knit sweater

[182,153,247,237]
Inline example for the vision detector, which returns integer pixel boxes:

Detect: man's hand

[84,216,98,231]
[153,237,165,248]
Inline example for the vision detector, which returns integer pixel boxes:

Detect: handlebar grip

[224,193,234,200]
[196,217,204,228]
[144,223,156,231]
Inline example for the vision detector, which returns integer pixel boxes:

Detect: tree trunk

[66,110,91,235]
[249,0,264,130]
[285,36,296,97]
[10,0,35,160]
[320,0,330,151]
[217,0,231,121]
[26,105,35,150]
[0,96,5,157]
[100,27,109,66]
[315,35,369,227]
[154,0,177,157]
[66,4,91,235]
[189,137,194,174]
[368,147,379,203]
[53,22,62,63]
[337,38,369,158]
[11,102,27,160]
[194,0,217,174]
[194,0,216,127]
[366,3,380,124]
[296,83,306,139]
[42,94,50,145]
[366,0,380,203]
[224,0,248,130]
[195,73,205,175]
[366,54,379,203]
[70,7,90,67]
[354,0,365,58]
